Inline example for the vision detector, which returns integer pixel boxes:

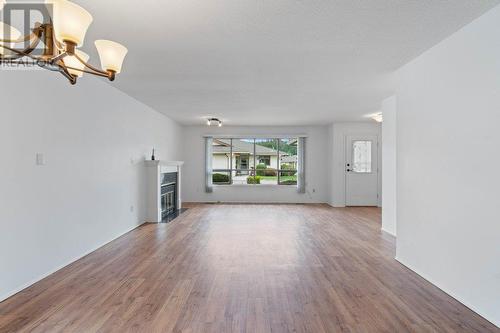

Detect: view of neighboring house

[212,139,281,174]
[212,138,298,185]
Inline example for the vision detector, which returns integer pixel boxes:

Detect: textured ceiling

[77,0,500,125]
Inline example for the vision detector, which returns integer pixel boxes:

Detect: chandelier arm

[0,29,44,61]
[0,44,42,61]
[73,52,109,76]
[0,30,42,44]
[0,24,44,46]
[57,61,77,85]
[50,52,68,63]
[63,65,110,78]
[59,69,77,85]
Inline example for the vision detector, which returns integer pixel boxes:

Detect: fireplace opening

[159,171,188,223]
[161,172,177,219]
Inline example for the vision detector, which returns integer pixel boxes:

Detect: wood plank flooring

[0,204,497,332]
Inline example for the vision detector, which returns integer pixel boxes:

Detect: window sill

[213,184,297,187]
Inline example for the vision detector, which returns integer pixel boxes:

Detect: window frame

[212,138,298,186]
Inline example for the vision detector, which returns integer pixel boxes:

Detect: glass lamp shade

[95,40,128,73]
[47,0,93,46]
[63,50,89,77]
[0,22,21,55]
[0,1,5,11]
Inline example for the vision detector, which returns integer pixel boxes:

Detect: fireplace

[161,172,177,218]
[145,160,184,223]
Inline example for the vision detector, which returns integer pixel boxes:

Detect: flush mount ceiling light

[0,0,128,85]
[207,118,222,127]
[370,112,383,123]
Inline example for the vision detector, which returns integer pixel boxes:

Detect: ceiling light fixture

[0,0,128,85]
[370,112,383,123]
[207,118,222,127]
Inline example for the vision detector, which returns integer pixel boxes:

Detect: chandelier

[0,0,128,85]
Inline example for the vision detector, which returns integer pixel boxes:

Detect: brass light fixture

[0,0,128,85]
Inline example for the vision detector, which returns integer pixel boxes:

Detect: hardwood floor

[0,204,497,332]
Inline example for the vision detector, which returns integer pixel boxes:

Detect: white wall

[381,97,397,236]
[0,70,182,301]
[396,5,500,327]
[329,122,382,207]
[181,126,329,203]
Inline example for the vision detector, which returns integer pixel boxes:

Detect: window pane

[257,155,271,166]
[231,138,255,184]
[210,137,300,186]
[352,141,372,173]
[279,170,297,185]
[246,175,262,185]
[254,139,278,185]
[212,138,231,170]
[212,171,231,185]
[279,138,298,171]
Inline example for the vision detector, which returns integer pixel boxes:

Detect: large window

[212,138,298,185]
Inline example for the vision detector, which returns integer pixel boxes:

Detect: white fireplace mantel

[145,160,185,168]
[145,160,184,223]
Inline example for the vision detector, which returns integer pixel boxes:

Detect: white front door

[345,135,379,206]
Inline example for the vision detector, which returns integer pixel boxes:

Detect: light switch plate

[36,153,45,166]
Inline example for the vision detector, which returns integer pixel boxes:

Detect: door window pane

[352,141,372,173]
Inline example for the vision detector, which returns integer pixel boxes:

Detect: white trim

[203,134,308,139]
[381,227,396,237]
[145,160,184,167]
[297,137,306,193]
[213,184,298,188]
[205,138,213,193]
[0,222,144,303]
[186,200,329,204]
[396,257,500,328]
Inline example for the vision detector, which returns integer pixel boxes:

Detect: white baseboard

[395,257,499,328]
[328,202,346,208]
[185,201,328,204]
[0,222,144,303]
[381,227,396,237]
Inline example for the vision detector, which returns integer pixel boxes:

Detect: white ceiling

[78,0,500,126]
